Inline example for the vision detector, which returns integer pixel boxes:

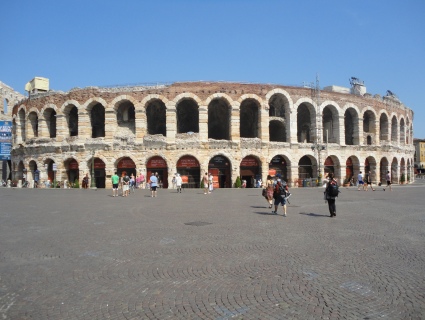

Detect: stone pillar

[374,120,380,145]
[290,165,299,188]
[199,106,208,141]
[55,114,66,142]
[135,110,146,140]
[79,112,91,138]
[356,118,363,146]
[230,105,240,143]
[288,110,297,144]
[259,107,269,142]
[166,104,176,144]
[38,118,49,138]
[104,110,115,141]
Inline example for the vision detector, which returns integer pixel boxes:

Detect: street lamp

[311,143,326,183]
[90,149,96,189]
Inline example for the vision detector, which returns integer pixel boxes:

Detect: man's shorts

[358,181,364,185]
[123,185,129,191]
[151,186,157,191]
[386,180,391,185]
[274,196,287,206]
[113,183,118,190]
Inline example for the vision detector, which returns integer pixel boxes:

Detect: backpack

[278,183,288,197]
[327,181,339,197]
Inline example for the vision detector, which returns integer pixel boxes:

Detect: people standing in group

[357,171,364,191]
[265,175,274,209]
[150,172,158,197]
[203,173,209,194]
[325,172,338,217]
[175,173,182,193]
[111,172,120,197]
[384,171,392,191]
[82,173,89,189]
[272,175,289,216]
[364,171,375,191]
[208,173,213,193]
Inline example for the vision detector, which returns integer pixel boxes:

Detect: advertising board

[0,121,12,160]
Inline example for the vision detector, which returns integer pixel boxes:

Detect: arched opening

[146,100,166,136]
[117,157,137,180]
[116,101,135,135]
[177,155,200,188]
[67,105,78,137]
[90,103,105,138]
[297,103,313,143]
[344,108,358,145]
[28,160,38,186]
[391,157,398,184]
[146,156,168,188]
[44,108,57,138]
[364,156,377,181]
[380,157,389,184]
[367,135,372,145]
[400,158,406,182]
[269,120,286,142]
[400,118,405,145]
[324,156,334,176]
[208,155,231,188]
[177,99,199,133]
[391,116,397,143]
[240,99,259,138]
[240,155,261,188]
[379,113,389,142]
[18,109,26,141]
[65,159,79,187]
[322,106,337,143]
[17,161,25,182]
[90,158,106,188]
[363,110,376,144]
[269,155,288,181]
[28,111,38,138]
[44,159,56,186]
[298,156,314,186]
[346,157,354,181]
[208,98,230,140]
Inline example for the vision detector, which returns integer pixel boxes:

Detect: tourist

[364,171,375,191]
[272,178,289,216]
[265,175,274,209]
[172,174,177,189]
[325,172,339,217]
[111,172,119,197]
[203,173,209,194]
[176,173,182,193]
[122,172,130,197]
[384,171,392,191]
[150,172,158,197]
[357,171,364,191]
[82,173,89,189]
[208,173,213,193]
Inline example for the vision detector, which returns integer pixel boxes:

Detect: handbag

[262,188,267,197]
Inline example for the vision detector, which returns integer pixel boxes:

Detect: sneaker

[271,211,276,214]
[284,213,287,217]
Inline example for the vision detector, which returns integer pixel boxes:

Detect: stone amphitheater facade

[10,81,414,188]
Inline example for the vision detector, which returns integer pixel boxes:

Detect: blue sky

[2,0,425,137]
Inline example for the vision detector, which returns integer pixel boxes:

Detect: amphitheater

[10,81,414,189]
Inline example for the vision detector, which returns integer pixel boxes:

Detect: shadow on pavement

[299,212,329,217]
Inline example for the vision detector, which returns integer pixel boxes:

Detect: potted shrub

[234,176,242,188]
[400,173,405,184]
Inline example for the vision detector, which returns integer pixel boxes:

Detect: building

[10,81,415,188]
[413,138,425,174]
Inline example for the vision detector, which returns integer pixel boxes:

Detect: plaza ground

[0,181,424,319]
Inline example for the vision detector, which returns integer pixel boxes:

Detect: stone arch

[391,115,398,143]
[379,111,389,142]
[362,109,377,145]
[391,157,399,183]
[208,97,231,140]
[27,110,39,138]
[344,107,359,145]
[268,154,291,182]
[239,98,261,138]
[84,100,106,138]
[321,102,340,143]
[399,117,405,145]
[268,92,291,142]
[324,155,342,180]
[145,98,167,136]
[364,156,377,178]
[265,88,293,110]
[204,93,234,107]
[298,155,316,180]
[296,101,316,143]
[42,106,57,138]
[17,108,26,141]
[175,97,199,134]
[114,99,136,135]
[208,153,233,188]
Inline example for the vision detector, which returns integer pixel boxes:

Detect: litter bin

[303,179,307,187]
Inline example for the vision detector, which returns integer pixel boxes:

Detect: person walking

[139,172,145,189]
[364,171,375,191]
[384,171,392,191]
[208,173,214,193]
[265,175,274,209]
[150,172,158,197]
[111,172,120,197]
[272,178,289,216]
[130,173,135,193]
[175,173,182,193]
[325,172,339,217]
[82,173,89,189]
[203,173,209,194]
[172,174,177,189]
[357,171,365,191]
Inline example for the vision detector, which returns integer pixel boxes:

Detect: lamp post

[90,149,96,189]
[311,143,326,184]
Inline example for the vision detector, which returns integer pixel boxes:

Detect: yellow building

[414,138,425,173]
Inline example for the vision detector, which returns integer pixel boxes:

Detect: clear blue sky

[2,0,424,137]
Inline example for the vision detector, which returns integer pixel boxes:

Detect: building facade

[10,81,415,188]
[413,138,425,173]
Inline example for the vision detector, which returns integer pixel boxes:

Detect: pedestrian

[272,178,289,216]
[208,173,213,193]
[175,173,182,193]
[203,173,209,194]
[325,172,338,217]
[357,171,364,191]
[82,173,89,189]
[150,172,158,197]
[139,172,145,189]
[384,171,392,191]
[265,175,274,209]
[172,174,177,189]
[111,171,119,197]
[122,172,130,197]
[365,171,375,191]
[130,173,135,193]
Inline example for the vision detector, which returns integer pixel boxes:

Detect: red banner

[147,156,167,168]
[68,159,79,170]
[117,157,136,168]
[177,156,200,168]
[94,158,105,169]
[241,156,258,167]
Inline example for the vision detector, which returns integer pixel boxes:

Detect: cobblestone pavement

[0,181,424,320]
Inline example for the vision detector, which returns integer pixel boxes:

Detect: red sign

[240,156,259,167]
[68,159,79,170]
[93,158,105,169]
[117,157,136,168]
[147,156,167,168]
[346,158,353,166]
[177,156,200,168]
[324,157,334,166]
